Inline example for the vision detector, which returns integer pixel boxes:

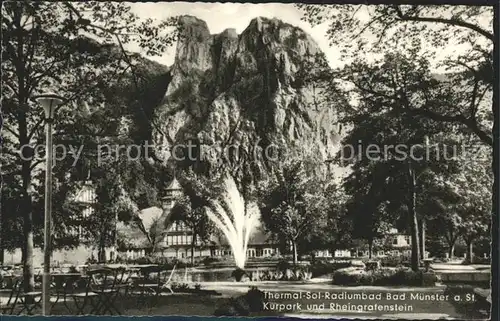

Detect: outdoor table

[103,264,127,269]
[51,273,83,289]
[49,273,86,313]
[129,264,159,271]
[1,275,18,289]
[127,265,158,283]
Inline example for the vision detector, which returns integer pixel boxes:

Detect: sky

[128,3,492,73]
[129,2,338,67]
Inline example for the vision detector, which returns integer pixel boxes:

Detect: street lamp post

[422,136,429,260]
[35,94,63,316]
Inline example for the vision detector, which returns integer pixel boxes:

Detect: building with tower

[156,176,212,259]
[116,176,212,260]
[116,176,280,261]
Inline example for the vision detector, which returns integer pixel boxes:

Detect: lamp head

[35,94,64,120]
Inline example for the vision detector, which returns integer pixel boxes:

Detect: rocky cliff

[148,16,342,181]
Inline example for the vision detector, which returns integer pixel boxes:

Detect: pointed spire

[164,169,182,199]
[166,175,182,191]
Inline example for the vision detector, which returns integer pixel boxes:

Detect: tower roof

[166,176,182,191]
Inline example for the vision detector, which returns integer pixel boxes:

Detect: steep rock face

[153,16,341,180]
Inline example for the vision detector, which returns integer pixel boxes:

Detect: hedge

[332,269,437,286]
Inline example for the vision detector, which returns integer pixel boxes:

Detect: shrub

[171,282,190,291]
[261,269,283,281]
[125,256,191,270]
[365,261,381,271]
[249,267,311,282]
[128,256,152,265]
[75,277,88,289]
[277,260,291,272]
[231,268,248,282]
[232,296,251,316]
[202,257,220,266]
[244,287,265,312]
[214,300,239,316]
[310,260,351,278]
[371,269,396,285]
[379,256,409,267]
[422,272,439,286]
[332,271,363,286]
[282,268,310,281]
[360,273,375,285]
[214,287,264,316]
[332,269,437,286]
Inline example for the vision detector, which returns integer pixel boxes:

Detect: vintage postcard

[1,1,496,320]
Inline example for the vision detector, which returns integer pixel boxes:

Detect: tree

[361,54,492,267]
[116,206,172,256]
[324,201,353,256]
[422,140,492,262]
[298,5,493,145]
[423,179,463,259]
[453,154,492,263]
[298,183,353,259]
[344,163,393,259]
[259,161,326,265]
[1,1,176,292]
[0,175,25,262]
[299,4,496,268]
[135,215,170,255]
[336,51,479,270]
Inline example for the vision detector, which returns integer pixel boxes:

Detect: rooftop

[166,177,182,191]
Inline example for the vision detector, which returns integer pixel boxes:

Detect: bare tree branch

[407,107,492,146]
[393,5,493,41]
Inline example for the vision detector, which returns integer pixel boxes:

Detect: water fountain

[205,176,260,270]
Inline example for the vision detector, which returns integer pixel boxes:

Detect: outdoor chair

[129,264,177,312]
[87,268,122,315]
[0,278,22,315]
[68,275,100,315]
[108,267,133,309]
[160,265,176,294]
[14,278,42,315]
